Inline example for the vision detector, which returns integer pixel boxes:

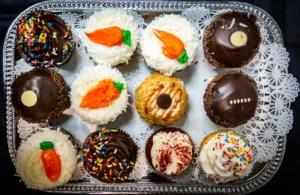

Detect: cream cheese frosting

[199,131,253,183]
[140,14,198,76]
[150,130,193,176]
[83,9,139,66]
[71,65,128,124]
[16,128,77,190]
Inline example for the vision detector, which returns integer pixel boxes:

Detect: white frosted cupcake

[16,128,77,190]
[140,14,198,75]
[198,130,253,183]
[83,9,139,66]
[71,65,128,124]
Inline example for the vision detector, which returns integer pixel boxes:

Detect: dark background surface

[1,0,299,194]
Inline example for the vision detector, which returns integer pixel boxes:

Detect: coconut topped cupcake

[71,65,128,124]
[83,9,139,66]
[198,130,253,183]
[16,128,77,190]
[140,14,198,75]
[16,10,75,67]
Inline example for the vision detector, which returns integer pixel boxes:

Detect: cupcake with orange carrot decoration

[140,14,198,75]
[71,65,128,124]
[83,9,139,66]
[16,128,77,190]
[198,130,253,183]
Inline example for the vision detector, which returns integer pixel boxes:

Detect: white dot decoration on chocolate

[21,90,37,107]
[230,31,247,47]
[229,98,251,105]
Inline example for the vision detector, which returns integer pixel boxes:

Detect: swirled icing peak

[199,131,253,183]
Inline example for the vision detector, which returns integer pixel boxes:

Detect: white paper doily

[16,7,299,184]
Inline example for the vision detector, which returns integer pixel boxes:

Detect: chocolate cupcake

[82,127,138,183]
[145,128,194,176]
[11,69,69,123]
[135,72,188,126]
[204,71,259,128]
[203,11,261,68]
[16,10,75,67]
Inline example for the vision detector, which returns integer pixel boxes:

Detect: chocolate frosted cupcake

[204,71,258,128]
[16,10,75,67]
[145,128,194,176]
[135,73,188,126]
[11,69,69,123]
[82,127,138,183]
[203,11,261,68]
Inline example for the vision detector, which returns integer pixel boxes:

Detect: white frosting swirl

[16,128,77,189]
[151,130,193,176]
[199,131,253,183]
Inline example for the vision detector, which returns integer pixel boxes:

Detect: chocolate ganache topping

[11,69,69,123]
[204,71,258,127]
[82,128,138,182]
[16,10,75,67]
[203,11,261,68]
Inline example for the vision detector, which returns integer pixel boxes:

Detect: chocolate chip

[156,94,172,109]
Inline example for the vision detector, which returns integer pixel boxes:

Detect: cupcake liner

[82,127,138,183]
[145,127,195,180]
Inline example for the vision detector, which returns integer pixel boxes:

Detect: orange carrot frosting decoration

[40,141,61,182]
[152,29,189,63]
[85,26,132,47]
[80,78,124,109]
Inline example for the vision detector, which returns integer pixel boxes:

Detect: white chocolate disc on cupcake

[16,128,77,190]
[140,14,198,75]
[83,9,139,66]
[71,65,128,124]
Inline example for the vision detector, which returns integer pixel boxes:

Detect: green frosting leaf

[40,141,54,150]
[177,49,189,64]
[113,81,124,93]
[122,29,132,46]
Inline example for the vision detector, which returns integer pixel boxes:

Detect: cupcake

[198,130,253,183]
[140,14,198,75]
[204,71,258,128]
[135,72,188,126]
[203,11,261,68]
[83,9,139,66]
[16,128,77,189]
[11,69,69,123]
[145,128,194,176]
[16,10,75,67]
[82,127,138,182]
[71,65,128,124]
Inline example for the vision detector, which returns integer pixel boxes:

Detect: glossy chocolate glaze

[204,71,258,127]
[11,69,69,123]
[203,11,261,68]
[82,129,137,182]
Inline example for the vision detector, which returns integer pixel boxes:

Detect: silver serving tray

[4,1,286,194]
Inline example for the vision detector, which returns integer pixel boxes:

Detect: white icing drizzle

[239,22,248,28]
[228,18,236,30]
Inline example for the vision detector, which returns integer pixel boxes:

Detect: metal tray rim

[3,0,286,194]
